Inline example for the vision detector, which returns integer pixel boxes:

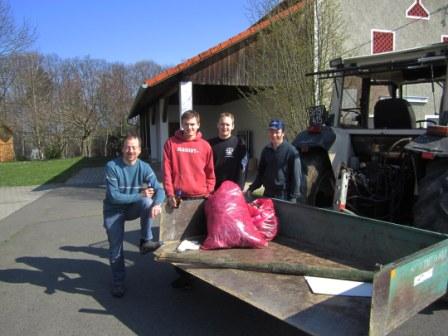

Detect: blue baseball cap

[268,119,285,130]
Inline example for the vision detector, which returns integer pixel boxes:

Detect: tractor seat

[374,98,415,129]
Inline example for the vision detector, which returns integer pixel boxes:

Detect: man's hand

[151,204,162,218]
[168,196,178,208]
[141,187,155,198]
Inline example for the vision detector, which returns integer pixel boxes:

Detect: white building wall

[338,0,447,57]
[334,0,447,120]
[194,105,221,138]
[161,100,267,170]
[220,98,267,162]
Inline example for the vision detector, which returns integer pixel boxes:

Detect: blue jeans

[103,197,155,285]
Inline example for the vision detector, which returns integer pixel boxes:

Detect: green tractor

[293,43,448,232]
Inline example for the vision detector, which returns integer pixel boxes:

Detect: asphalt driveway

[0,169,299,336]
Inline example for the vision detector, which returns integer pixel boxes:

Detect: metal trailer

[155,199,448,336]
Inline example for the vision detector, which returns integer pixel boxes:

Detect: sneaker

[140,239,162,255]
[110,284,126,298]
[171,276,193,290]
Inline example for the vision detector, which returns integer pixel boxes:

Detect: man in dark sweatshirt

[246,119,304,202]
[208,112,247,190]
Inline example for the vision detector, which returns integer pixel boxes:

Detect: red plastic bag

[202,181,267,250]
[247,198,279,241]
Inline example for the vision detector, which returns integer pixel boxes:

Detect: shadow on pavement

[0,228,301,335]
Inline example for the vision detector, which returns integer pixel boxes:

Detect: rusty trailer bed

[155,199,448,336]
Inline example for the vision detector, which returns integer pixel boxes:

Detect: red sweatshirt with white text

[163,130,215,198]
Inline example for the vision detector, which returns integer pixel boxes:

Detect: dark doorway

[168,122,180,137]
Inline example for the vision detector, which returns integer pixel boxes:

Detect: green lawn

[0,157,108,187]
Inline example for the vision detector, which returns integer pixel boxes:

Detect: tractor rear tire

[413,161,448,233]
[302,154,335,207]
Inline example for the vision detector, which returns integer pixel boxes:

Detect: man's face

[182,116,200,140]
[122,137,141,165]
[268,128,285,147]
[217,116,234,139]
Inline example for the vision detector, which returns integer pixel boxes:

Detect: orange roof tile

[145,1,305,87]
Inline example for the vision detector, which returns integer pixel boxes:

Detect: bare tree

[61,57,107,157]
[0,0,35,124]
[128,60,164,93]
[11,53,53,159]
[97,61,164,156]
[97,63,130,156]
[242,0,345,139]
[42,54,73,158]
[0,5,164,160]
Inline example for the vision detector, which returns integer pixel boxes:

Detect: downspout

[313,0,322,106]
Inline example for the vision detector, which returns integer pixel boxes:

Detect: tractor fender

[298,149,335,207]
[294,127,354,178]
[292,126,336,152]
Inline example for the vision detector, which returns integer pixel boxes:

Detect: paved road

[0,167,104,222]
[0,170,300,336]
[0,168,447,335]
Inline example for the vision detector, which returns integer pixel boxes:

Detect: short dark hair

[122,131,141,148]
[181,110,200,123]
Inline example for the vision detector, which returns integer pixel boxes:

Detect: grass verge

[0,157,108,187]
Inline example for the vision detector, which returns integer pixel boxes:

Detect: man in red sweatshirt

[163,110,215,205]
[163,110,215,288]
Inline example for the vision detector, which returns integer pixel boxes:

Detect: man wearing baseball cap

[246,119,304,202]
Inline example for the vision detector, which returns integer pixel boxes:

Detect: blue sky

[8,0,254,67]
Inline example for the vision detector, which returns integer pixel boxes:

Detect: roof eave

[128,84,149,119]
[128,0,306,119]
